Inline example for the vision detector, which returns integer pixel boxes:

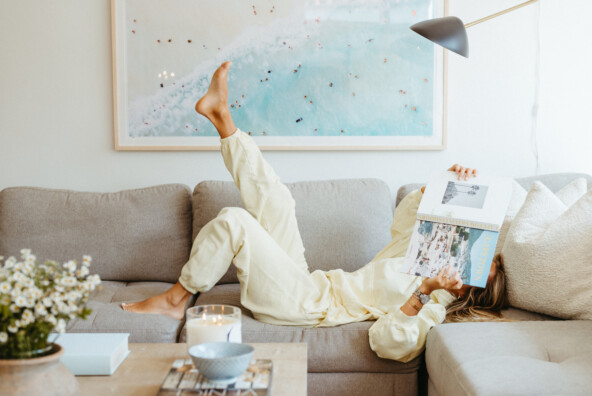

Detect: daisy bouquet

[0,249,101,358]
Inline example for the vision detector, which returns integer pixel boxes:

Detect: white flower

[20,249,31,259]
[76,266,90,278]
[1,295,10,305]
[66,291,81,301]
[11,272,27,284]
[28,287,42,300]
[45,315,57,325]
[7,324,18,333]
[9,304,19,313]
[42,297,53,307]
[0,282,11,293]
[41,280,50,286]
[57,302,70,314]
[89,274,101,287]
[21,309,34,325]
[14,295,27,307]
[82,255,92,265]
[61,276,77,287]
[23,262,34,275]
[4,257,16,269]
[68,303,77,313]
[63,261,77,273]
[35,303,48,316]
[55,319,66,333]
[0,332,7,343]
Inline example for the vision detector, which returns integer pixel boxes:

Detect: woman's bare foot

[195,61,237,138]
[121,282,192,320]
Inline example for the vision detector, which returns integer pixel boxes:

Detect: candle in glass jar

[186,314,242,347]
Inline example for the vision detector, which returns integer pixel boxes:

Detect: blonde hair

[445,254,511,323]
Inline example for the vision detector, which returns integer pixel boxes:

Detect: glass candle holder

[186,305,242,349]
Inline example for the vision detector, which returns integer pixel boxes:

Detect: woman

[122,62,509,363]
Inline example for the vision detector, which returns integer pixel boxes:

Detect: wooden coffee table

[77,343,307,396]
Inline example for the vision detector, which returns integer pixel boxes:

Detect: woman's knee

[217,207,257,226]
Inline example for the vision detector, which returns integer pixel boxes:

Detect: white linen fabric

[179,129,455,363]
[501,180,592,319]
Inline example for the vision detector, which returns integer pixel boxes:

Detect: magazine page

[400,220,499,288]
[417,172,512,231]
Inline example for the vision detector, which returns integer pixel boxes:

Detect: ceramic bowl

[188,342,254,381]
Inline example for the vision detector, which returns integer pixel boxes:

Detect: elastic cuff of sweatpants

[179,275,199,295]
[219,128,241,143]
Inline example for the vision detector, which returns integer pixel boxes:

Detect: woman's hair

[445,254,511,323]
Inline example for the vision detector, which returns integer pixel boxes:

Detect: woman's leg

[196,62,307,270]
[124,207,328,324]
[122,62,311,318]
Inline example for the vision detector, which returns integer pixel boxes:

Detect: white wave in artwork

[128,11,318,137]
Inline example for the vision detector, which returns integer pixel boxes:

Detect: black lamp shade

[410,16,469,58]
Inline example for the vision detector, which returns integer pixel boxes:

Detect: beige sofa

[1,173,590,396]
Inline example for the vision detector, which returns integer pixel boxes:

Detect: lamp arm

[464,0,538,28]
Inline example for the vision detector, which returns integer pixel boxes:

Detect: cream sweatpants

[179,130,332,326]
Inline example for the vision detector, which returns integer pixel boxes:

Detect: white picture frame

[111,0,448,151]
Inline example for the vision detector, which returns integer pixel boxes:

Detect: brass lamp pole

[410,0,539,57]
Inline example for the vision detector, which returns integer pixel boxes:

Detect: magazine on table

[400,171,512,288]
[157,358,272,396]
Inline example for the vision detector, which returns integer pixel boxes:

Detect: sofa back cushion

[395,173,592,206]
[0,184,192,283]
[193,179,393,284]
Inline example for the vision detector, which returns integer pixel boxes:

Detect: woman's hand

[420,265,463,294]
[421,164,479,193]
[448,164,478,181]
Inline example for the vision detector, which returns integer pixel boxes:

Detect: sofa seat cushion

[426,321,592,396]
[183,284,421,374]
[67,281,192,343]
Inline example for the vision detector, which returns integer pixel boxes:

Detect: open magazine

[400,171,512,288]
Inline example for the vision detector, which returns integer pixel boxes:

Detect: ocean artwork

[112,0,446,150]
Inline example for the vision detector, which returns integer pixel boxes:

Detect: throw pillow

[501,180,592,320]
[495,180,527,255]
[495,178,588,255]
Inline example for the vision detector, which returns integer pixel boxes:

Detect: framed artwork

[111,0,447,150]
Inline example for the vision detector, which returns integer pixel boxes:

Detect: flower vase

[0,344,79,396]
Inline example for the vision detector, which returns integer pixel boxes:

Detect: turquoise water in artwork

[127,0,436,138]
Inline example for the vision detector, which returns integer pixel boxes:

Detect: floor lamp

[410,0,539,57]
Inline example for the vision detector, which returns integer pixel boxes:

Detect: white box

[56,333,130,375]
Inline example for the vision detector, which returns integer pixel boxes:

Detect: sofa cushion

[0,184,193,282]
[502,182,592,320]
[426,321,592,396]
[67,281,193,343]
[396,173,592,206]
[500,307,558,322]
[182,284,421,374]
[193,179,393,284]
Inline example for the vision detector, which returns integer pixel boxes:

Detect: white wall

[1,0,591,194]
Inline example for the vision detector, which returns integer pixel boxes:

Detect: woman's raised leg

[196,62,307,271]
[122,61,310,318]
